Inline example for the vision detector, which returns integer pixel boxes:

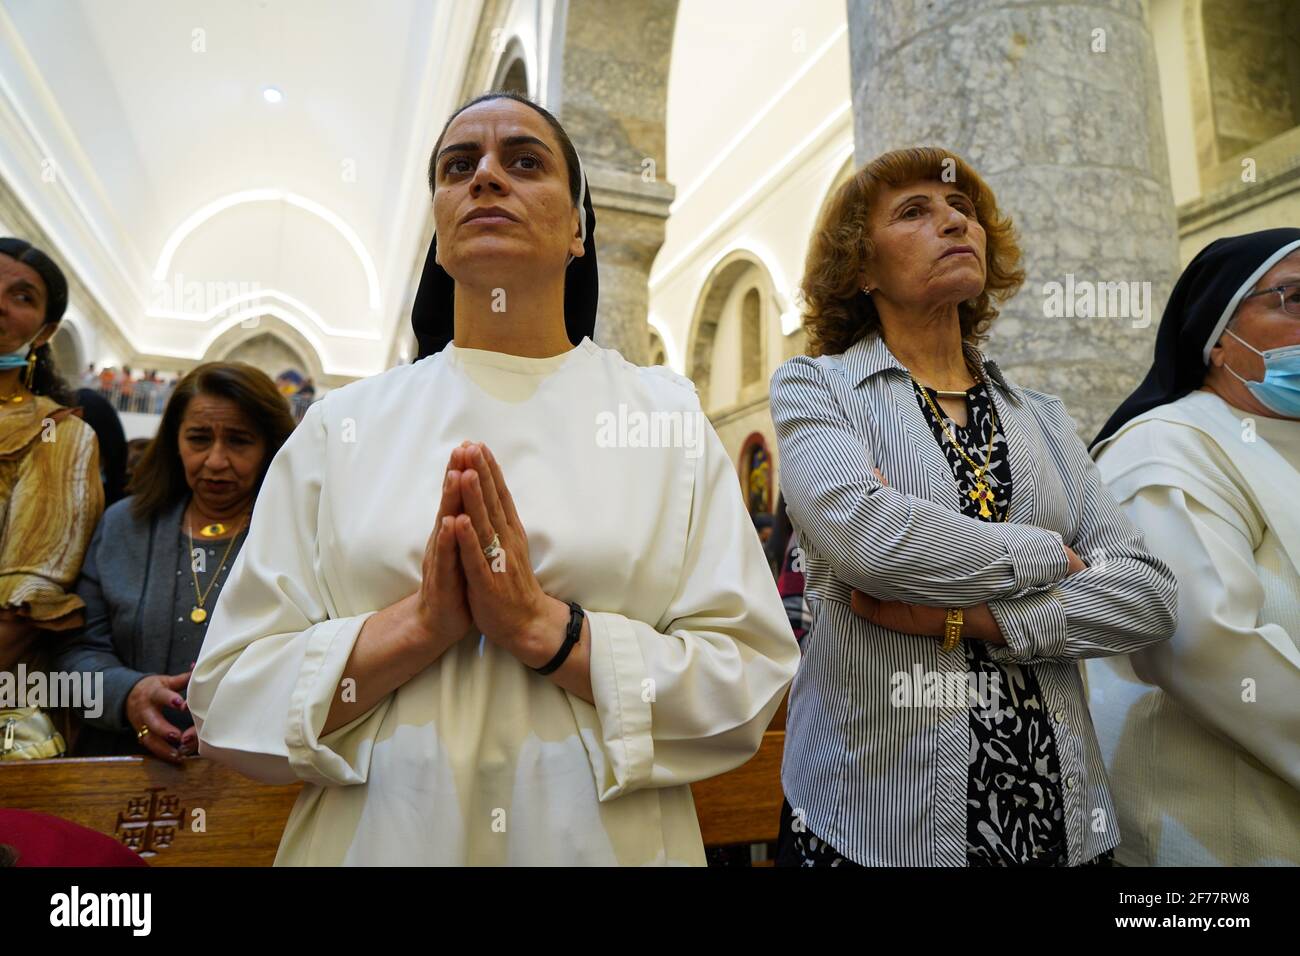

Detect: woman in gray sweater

[55,362,295,760]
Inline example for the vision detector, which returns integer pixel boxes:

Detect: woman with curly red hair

[769,146,1177,867]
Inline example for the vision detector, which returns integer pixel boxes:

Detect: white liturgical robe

[1088,390,1300,866]
[188,338,799,865]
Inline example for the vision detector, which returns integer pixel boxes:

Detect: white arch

[490,35,534,95]
[195,304,335,371]
[50,318,85,375]
[147,288,379,340]
[695,242,796,327]
[647,312,682,373]
[151,189,381,310]
[57,307,105,369]
[57,306,88,345]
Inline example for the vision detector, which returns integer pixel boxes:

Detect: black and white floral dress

[776,379,1112,868]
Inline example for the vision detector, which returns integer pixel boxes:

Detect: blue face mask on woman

[0,330,40,369]
[1224,328,1300,418]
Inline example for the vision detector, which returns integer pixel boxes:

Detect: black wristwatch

[531,601,584,675]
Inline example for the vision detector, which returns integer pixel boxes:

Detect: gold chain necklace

[1,356,35,403]
[186,515,247,623]
[911,374,1005,522]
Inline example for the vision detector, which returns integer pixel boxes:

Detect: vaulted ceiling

[0,0,483,378]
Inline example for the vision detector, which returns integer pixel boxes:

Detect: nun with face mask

[187,92,799,865]
[1087,228,1300,866]
[0,238,103,759]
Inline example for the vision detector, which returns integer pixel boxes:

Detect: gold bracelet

[942,608,964,652]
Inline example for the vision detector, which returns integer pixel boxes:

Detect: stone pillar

[558,0,678,365]
[847,0,1181,438]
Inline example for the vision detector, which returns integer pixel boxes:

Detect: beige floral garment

[0,395,102,671]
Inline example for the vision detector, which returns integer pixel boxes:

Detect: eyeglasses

[1243,282,1300,317]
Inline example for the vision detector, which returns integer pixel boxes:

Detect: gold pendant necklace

[912,373,1005,522]
[198,523,228,538]
[969,479,996,519]
[187,514,247,623]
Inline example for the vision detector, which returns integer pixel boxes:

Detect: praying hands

[442,441,587,678]
[320,441,593,738]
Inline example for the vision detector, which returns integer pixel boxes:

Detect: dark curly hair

[800,146,1025,357]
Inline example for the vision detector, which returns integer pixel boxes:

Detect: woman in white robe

[1088,228,1300,866]
[187,92,800,866]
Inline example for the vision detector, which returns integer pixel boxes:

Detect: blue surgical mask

[0,331,39,370]
[1223,328,1300,418]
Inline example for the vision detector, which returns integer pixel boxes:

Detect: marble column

[847,0,1180,438]
[558,0,678,365]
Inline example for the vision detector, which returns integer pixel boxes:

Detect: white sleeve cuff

[285,610,389,787]
[580,609,655,800]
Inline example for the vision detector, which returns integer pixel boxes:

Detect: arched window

[740,287,762,387]
[687,255,779,412]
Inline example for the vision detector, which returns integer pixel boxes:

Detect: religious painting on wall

[740,434,772,517]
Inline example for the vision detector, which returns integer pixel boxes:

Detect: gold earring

[23,350,36,390]
[861,286,873,295]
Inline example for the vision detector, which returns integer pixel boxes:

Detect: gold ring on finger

[482,531,502,559]
[137,725,150,739]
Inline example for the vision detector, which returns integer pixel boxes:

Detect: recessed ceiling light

[262,87,284,104]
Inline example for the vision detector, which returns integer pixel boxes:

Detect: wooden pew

[691,730,785,850]
[0,754,300,866]
[0,730,784,865]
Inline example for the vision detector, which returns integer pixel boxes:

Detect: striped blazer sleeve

[986,397,1178,663]
[770,356,1071,607]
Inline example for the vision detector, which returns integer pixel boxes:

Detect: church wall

[651,0,852,490]
[1148,1,1300,266]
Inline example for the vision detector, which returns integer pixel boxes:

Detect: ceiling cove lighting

[151,189,382,311]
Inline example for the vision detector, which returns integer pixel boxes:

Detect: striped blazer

[768,333,1178,866]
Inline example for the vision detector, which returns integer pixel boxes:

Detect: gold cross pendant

[969,482,995,519]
